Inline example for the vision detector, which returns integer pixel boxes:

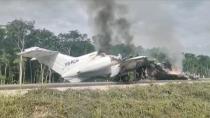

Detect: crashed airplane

[19,47,196,82]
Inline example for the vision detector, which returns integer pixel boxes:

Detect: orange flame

[168,67,182,75]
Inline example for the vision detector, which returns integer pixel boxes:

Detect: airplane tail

[18,47,74,75]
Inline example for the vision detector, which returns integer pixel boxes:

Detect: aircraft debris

[115,57,198,82]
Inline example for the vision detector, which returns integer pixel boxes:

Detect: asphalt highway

[0,79,209,90]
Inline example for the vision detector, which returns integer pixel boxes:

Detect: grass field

[0,83,210,118]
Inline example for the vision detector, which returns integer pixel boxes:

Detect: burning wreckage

[114,56,198,82]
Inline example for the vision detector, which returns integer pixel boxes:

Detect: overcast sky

[0,0,209,55]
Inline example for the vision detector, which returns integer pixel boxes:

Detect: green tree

[110,44,135,58]
[6,20,34,85]
[58,30,95,56]
[183,53,210,78]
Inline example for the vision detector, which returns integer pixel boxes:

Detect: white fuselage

[61,52,121,82]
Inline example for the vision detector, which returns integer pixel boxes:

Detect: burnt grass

[0,83,210,118]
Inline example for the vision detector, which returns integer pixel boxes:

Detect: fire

[168,67,182,75]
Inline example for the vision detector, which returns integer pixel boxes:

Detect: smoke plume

[85,0,184,69]
[129,1,184,69]
[85,0,133,53]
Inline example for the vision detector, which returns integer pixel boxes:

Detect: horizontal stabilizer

[18,47,58,58]
[19,47,75,75]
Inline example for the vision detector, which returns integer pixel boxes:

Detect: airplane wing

[125,56,147,61]
[122,56,148,65]
[18,47,59,58]
[120,56,149,73]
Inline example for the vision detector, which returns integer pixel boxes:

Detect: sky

[0,0,209,55]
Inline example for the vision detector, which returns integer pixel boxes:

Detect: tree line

[0,19,209,84]
[0,19,95,84]
[183,53,210,78]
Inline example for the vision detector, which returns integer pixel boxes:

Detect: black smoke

[85,0,133,53]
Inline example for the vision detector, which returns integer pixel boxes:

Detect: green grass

[0,83,210,118]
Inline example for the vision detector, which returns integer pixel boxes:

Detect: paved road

[0,79,209,90]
